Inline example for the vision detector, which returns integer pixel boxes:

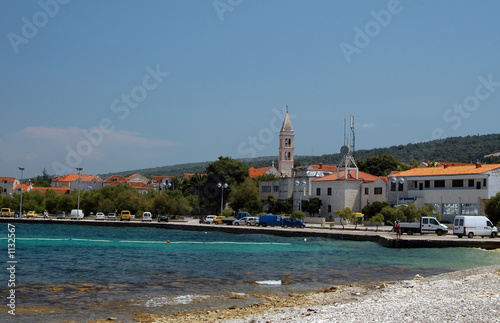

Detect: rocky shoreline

[118,265,500,323]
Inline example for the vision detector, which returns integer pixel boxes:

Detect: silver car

[232,217,259,226]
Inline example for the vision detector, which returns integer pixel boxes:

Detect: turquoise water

[2,223,500,322]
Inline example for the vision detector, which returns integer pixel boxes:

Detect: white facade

[388,165,500,222]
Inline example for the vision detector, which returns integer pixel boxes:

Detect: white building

[387,163,500,221]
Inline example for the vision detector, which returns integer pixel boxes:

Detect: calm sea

[2,223,500,322]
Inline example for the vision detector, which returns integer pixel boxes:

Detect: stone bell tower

[278,107,294,177]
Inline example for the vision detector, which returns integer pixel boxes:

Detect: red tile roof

[14,183,31,191]
[389,163,500,177]
[31,187,70,195]
[103,175,129,185]
[55,174,102,182]
[0,177,17,183]
[310,164,337,171]
[249,167,266,179]
[313,170,379,182]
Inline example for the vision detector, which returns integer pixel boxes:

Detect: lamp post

[217,182,228,215]
[76,168,83,212]
[18,167,24,217]
[295,180,307,211]
[391,177,404,206]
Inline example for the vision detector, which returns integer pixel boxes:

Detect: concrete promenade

[2,217,500,249]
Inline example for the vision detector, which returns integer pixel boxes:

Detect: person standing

[396,220,401,239]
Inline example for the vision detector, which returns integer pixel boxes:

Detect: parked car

[203,215,217,224]
[282,217,306,228]
[27,211,37,218]
[56,211,66,219]
[142,212,152,222]
[107,213,116,220]
[120,210,131,221]
[453,215,498,238]
[70,209,84,220]
[233,217,259,226]
[95,212,105,220]
[1,208,11,217]
[258,214,283,227]
[157,214,169,222]
[213,216,225,224]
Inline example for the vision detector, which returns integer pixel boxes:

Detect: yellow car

[120,210,131,221]
[27,211,37,218]
[213,216,225,224]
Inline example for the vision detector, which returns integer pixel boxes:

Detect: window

[483,179,487,187]
[390,182,396,191]
[316,188,321,196]
[442,203,458,215]
[452,179,464,187]
[434,180,445,188]
[374,187,382,195]
[461,204,478,215]
[425,181,430,188]
[364,187,368,195]
[328,187,332,196]
[273,186,279,192]
[328,205,332,213]
[261,186,271,193]
[468,179,474,187]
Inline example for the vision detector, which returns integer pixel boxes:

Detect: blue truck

[257,214,283,227]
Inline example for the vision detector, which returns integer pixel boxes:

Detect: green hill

[99,133,500,178]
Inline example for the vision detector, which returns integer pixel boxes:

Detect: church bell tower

[279,107,294,177]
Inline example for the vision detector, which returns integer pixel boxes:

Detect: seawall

[2,217,500,249]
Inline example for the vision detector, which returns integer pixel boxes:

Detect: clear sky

[2,0,500,178]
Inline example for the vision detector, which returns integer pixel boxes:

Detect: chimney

[443,165,448,169]
[319,162,323,169]
[410,166,414,169]
[476,163,482,168]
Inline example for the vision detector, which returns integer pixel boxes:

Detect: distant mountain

[99,133,500,179]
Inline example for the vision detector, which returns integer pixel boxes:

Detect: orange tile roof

[256,166,274,173]
[56,174,102,182]
[14,183,31,191]
[310,164,338,171]
[249,167,265,179]
[313,170,379,182]
[0,177,17,183]
[129,182,151,190]
[103,175,129,184]
[389,164,500,177]
[31,187,70,195]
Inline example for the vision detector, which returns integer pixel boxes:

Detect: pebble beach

[124,265,500,323]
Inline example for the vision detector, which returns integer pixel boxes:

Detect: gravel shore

[131,265,500,323]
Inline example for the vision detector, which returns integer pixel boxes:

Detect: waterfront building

[387,163,500,222]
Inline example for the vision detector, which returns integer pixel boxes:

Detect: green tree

[33,168,52,187]
[302,197,322,217]
[379,206,401,225]
[228,178,261,212]
[334,207,354,230]
[358,154,409,176]
[485,192,500,225]
[292,210,305,220]
[369,213,384,231]
[361,201,390,219]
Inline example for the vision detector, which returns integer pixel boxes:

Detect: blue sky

[2,0,500,178]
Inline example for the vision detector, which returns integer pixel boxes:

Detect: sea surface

[2,223,500,322]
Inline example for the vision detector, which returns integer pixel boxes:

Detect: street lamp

[391,177,404,206]
[295,180,307,212]
[18,167,24,217]
[217,182,228,214]
[76,168,83,212]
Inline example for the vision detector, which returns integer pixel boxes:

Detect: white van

[70,209,84,220]
[453,216,497,238]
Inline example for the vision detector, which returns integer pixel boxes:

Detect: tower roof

[280,107,294,132]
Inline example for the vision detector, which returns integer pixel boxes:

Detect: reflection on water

[1,223,500,322]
